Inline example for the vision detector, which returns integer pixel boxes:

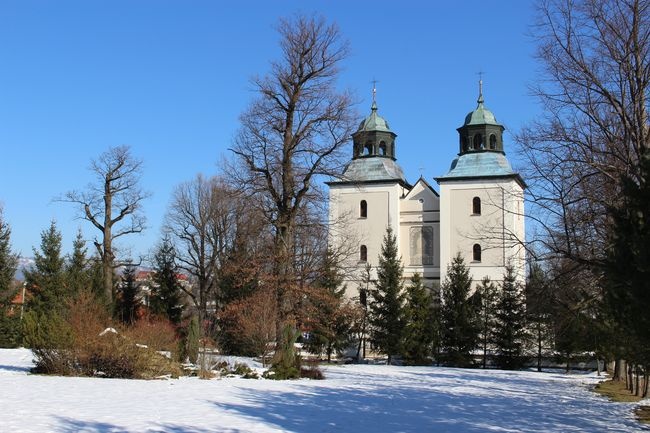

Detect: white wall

[439,177,525,290]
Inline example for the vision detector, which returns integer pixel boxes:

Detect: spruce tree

[475,276,498,369]
[66,229,90,297]
[24,221,67,317]
[186,314,200,364]
[368,226,405,365]
[115,265,140,325]
[402,273,435,365]
[0,209,20,347]
[525,262,553,372]
[87,255,108,304]
[493,265,528,370]
[305,248,352,362]
[604,154,650,364]
[0,208,17,299]
[440,253,478,367]
[151,236,184,325]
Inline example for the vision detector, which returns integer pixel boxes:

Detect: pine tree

[493,265,528,370]
[66,229,90,297]
[24,221,67,317]
[440,253,478,367]
[475,276,498,369]
[0,209,20,347]
[115,265,140,325]
[151,236,184,325]
[402,273,435,365]
[368,226,405,365]
[525,261,553,372]
[304,248,353,362]
[186,314,200,364]
[604,153,650,376]
[87,255,107,303]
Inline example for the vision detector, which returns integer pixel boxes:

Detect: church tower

[328,94,411,295]
[436,82,526,287]
[328,88,441,296]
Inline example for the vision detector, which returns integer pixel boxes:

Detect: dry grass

[635,406,650,424]
[593,379,650,425]
[593,379,643,402]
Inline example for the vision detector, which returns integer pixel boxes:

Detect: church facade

[327,85,526,295]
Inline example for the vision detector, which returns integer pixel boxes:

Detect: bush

[126,316,179,353]
[22,291,182,379]
[300,359,325,380]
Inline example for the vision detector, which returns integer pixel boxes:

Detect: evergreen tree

[115,265,140,325]
[0,209,20,347]
[440,253,478,367]
[24,221,67,317]
[604,153,650,370]
[525,261,553,372]
[186,314,200,364]
[475,276,498,369]
[66,229,90,297]
[493,265,528,370]
[402,273,436,365]
[87,255,107,303]
[368,226,405,365]
[304,248,353,362]
[151,236,184,325]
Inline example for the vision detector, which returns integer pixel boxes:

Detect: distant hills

[15,257,34,281]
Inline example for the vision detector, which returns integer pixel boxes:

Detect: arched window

[379,141,387,156]
[473,244,482,262]
[360,245,368,262]
[472,197,481,215]
[364,141,373,156]
[473,134,483,149]
[360,200,367,218]
[489,134,497,149]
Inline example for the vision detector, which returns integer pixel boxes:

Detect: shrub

[126,316,178,353]
[300,359,325,380]
[23,310,74,375]
[22,291,182,379]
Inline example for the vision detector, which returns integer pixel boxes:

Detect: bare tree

[518,0,650,377]
[519,0,650,265]
[63,146,149,304]
[229,15,356,361]
[165,174,263,326]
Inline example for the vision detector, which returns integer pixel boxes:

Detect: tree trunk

[537,324,542,372]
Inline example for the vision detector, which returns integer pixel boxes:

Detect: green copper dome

[357,101,392,132]
[463,100,500,126]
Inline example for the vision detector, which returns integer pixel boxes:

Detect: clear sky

[0,0,540,260]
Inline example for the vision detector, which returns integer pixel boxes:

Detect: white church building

[327,85,526,295]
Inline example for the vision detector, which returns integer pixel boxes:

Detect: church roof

[333,157,409,185]
[357,101,392,133]
[437,151,517,179]
[462,101,500,127]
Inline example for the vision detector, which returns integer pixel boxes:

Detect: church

[327,83,526,295]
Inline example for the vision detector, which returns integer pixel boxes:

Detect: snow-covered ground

[1,349,648,433]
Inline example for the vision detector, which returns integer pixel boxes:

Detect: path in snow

[1,349,648,433]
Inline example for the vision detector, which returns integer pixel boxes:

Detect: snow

[1,349,648,433]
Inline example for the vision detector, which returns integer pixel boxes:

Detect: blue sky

[0,0,540,260]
